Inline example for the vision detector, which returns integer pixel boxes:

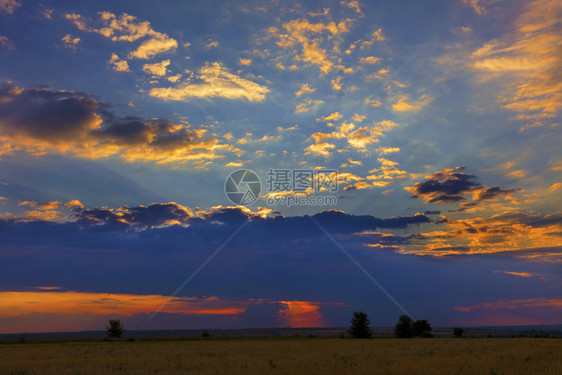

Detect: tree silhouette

[453,327,465,338]
[106,319,124,338]
[412,319,433,337]
[349,311,372,338]
[394,315,414,338]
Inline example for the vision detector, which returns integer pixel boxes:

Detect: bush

[106,319,124,338]
[349,311,372,338]
[453,327,465,338]
[201,330,211,337]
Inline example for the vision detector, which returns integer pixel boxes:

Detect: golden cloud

[469,0,562,129]
[295,98,324,114]
[392,94,433,112]
[401,211,562,260]
[108,53,130,72]
[150,62,269,102]
[267,17,353,73]
[295,83,316,96]
[142,59,171,76]
[128,35,178,59]
[306,120,398,157]
[65,11,178,59]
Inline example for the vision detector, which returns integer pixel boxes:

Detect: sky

[0,0,560,334]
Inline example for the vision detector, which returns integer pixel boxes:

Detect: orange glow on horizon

[0,291,247,317]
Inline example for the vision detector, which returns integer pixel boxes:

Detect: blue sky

[0,0,560,333]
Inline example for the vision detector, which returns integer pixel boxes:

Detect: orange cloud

[277,300,325,327]
[469,0,562,129]
[454,297,562,313]
[401,211,562,260]
[0,291,248,318]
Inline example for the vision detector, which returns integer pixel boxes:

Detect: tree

[412,319,433,338]
[394,315,414,338]
[106,319,124,338]
[348,311,372,338]
[453,327,465,338]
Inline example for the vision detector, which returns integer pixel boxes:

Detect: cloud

[295,98,324,114]
[267,17,352,73]
[465,0,562,129]
[39,6,54,19]
[0,0,19,15]
[331,76,342,91]
[295,83,315,97]
[340,0,363,16]
[277,300,325,327]
[239,58,252,66]
[401,211,562,260]
[493,270,538,278]
[79,202,194,228]
[0,83,229,164]
[462,0,490,16]
[0,35,14,50]
[65,11,178,59]
[378,147,400,154]
[108,53,130,72]
[316,112,343,123]
[0,291,248,318]
[0,289,343,332]
[2,203,557,329]
[142,60,170,76]
[405,167,516,205]
[61,34,80,49]
[128,35,178,59]
[359,56,381,64]
[454,297,562,313]
[392,94,433,112]
[306,120,398,157]
[205,40,219,49]
[150,62,269,102]
[364,97,382,107]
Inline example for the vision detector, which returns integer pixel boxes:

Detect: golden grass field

[1,338,560,374]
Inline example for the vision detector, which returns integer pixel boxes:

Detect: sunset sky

[0,0,560,333]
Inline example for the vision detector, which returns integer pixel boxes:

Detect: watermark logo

[224,169,261,205]
[224,168,338,207]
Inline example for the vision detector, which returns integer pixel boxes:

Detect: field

[1,337,561,374]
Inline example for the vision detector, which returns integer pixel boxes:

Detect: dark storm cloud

[0,82,222,162]
[74,204,431,232]
[406,166,517,206]
[0,83,100,141]
[405,167,478,203]
[78,202,193,229]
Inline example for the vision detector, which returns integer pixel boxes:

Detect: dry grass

[0,338,560,374]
